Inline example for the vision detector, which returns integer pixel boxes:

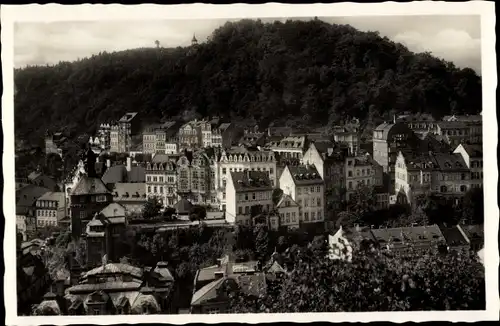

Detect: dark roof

[101,165,145,184]
[460,224,484,241]
[440,226,470,247]
[111,183,147,202]
[71,175,111,196]
[174,199,193,214]
[16,184,51,208]
[432,153,469,171]
[437,121,468,129]
[460,144,483,158]
[287,165,323,185]
[230,171,273,192]
[370,225,445,247]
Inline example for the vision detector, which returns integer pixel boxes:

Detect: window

[153,186,157,193]
[286,212,290,223]
[222,168,227,175]
[252,193,256,200]
[297,188,302,195]
[348,181,353,190]
[238,206,243,214]
[160,187,164,194]
[310,186,314,193]
[348,170,353,177]
[316,186,320,192]
[311,212,316,220]
[292,212,296,222]
[148,186,151,192]
[304,212,309,221]
[304,199,309,207]
[317,198,321,206]
[147,176,151,182]
[244,206,249,214]
[79,211,86,219]
[244,193,248,201]
[270,168,274,174]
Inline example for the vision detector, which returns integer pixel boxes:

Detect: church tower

[191,33,198,46]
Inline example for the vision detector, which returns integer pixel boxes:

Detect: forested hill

[14,19,482,147]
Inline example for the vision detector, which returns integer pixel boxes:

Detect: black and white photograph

[2,2,498,324]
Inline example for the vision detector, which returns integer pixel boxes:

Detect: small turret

[191,33,198,46]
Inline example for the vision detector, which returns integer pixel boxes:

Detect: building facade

[215,147,277,211]
[344,155,384,201]
[279,165,325,225]
[225,171,274,225]
[35,192,65,228]
[453,144,483,189]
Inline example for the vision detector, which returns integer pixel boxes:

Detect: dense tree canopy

[14,19,481,147]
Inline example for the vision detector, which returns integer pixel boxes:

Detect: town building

[238,128,267,147]
[216,147,277,211]
[110,112,141,153]
[225,171,274,226]
[44,130,66,157]
[395,151,471,205]
[178,120,203,150]
[145,154,179,207]
[331,124,360,156]
[142,128,157,155]
[396,112,436,135]
[370,225,446,256]
[191,254,266,314]
[442,114,482,144]
[268,135,308,160]
[109,183,147,215]
[101,157,145,186]
[86,203,128,268]
[453,143,483,189]
[279,164,325,226]
[176,150,214,206]
[16,184,51,240]
[372,122,417,193]
[272,193,300,230]
[344,155,384,201]
[211,122,237,148]
[460,224,484,252]
[27,171,58,192]
[35,192,65,228]
[301,141,349,213]
[58,260,175,315]
[142,121,180,155]
[433,121,471,148]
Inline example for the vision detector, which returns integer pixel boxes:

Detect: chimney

[106,159,111,168]
[355,224,360,232]
[126,157,132,172]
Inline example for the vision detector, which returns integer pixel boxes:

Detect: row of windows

[78,195,107,203]
[302,210,323,222]
[442,129,469,136]
[37,210,58,217]
[296,186,321,195]
[297,197,322,207]
[37,200,59,208]
[470,160,483,168]
[237,204,271,215]
[278,211,297,224]
[222,167,274,174]
[38,220,57,227]
[471,172,484,180]
[147,186,177,194]
[347,168,372,177]
[238,191,271,201]
[146,175,176,183]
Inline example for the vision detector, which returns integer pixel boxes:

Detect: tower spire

[192,33,198,46]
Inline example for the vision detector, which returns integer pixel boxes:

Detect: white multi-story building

[145,154,179,207]
[215,146,277,211]
[268,135,308,160]
[453,143,483,189]
[279,164,325,225]
[225,171,274,226]
[395,150,472,206]
[35,192,65,227]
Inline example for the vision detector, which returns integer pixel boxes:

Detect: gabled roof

[100,202,127,218]
[71,175,111,196]
[440,225,470,247]
[190,277,227,306]
[459,143,483,158]
[276,193,299,208]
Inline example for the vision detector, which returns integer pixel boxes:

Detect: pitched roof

[118,112,138,123]
[432,153,469,172]
[111,183,147,203]
[28,171,42,181]
[83,263,143,279]
[276,193,299,208]
[153,262,175,282]
[287,165,323,185]
[37,191,65,205]
[230,171,273,192]
[71,175,111,196]
[370,225,445,248]
[440,225,470,247]
[100,203,127,218]
[101,165,145,184]
[437,121,468,129]
[16,184,51,208]
[191,277,227,306]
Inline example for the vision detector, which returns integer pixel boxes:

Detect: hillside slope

[14,19,482,146]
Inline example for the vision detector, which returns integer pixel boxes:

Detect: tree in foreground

[228,245,485,312]
[142,196,162,219]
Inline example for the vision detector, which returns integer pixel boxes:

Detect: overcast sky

[14,15,481,73]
